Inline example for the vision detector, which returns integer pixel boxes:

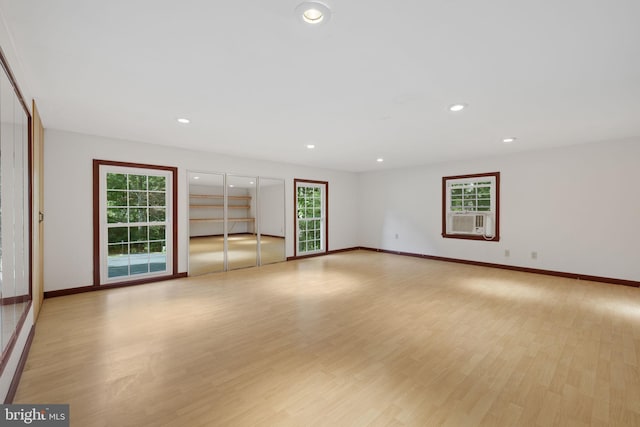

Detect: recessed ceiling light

[448,104,466,112]
[295,2,331,25]
[177,118,190,124]
[306,144,315,149]
[229,184,234,188]
[377,158,384,163]
[303,8,323,23]
[249,181,255,185]
[193,176,200,180]
[502,137,516,143]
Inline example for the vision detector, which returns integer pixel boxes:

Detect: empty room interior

[0,1,639,426]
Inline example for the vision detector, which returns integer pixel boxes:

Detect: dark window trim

[442,171,500,242]
[293,179,328,257]
[93,160,178,286]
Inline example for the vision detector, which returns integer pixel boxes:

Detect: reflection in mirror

[258,178,285,265]
[227,176,257,270]
[188,172,225,275]
[0,60,30,357]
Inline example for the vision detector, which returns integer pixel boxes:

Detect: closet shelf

[189,205,249,209]
[190,218,255,223]
[189,194,251,200]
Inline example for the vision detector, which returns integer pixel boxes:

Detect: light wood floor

[15,250,640,426]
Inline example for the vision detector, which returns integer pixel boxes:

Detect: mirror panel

[258,178,285,265]
[0,61,30,356]
[226,175,257,270]
[188,172,225,275]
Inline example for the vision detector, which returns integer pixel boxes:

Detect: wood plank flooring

[14,250,640,426]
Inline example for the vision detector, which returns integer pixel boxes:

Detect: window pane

[130,226,148,242]
[148,192,165,207]
[130,242,149,255]
[299,221,307,231]
[149,241,165,253]
[129,208,148,222]
[108,258,129,278]
[130,262,149,275]
[128,191,148,207]
[130,243,149,273]
[128,175,147,190]
[107,208,127,224]
[314,208,321,217]
[477,187,490,197]
[149,225,165,241]
[108,227,128,244]
[107,173,127,190]
[148,176,166,191]
[299,241,306,252]
[108,243,128,256]
[149,208,166,222]
[107,190,127,206]
[150,256,166,272]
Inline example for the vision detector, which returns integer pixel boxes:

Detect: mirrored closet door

[258,178,285,265]
[226,175,257,271]
[0,59,31,357]
[188,172,225,275]
[188,173,286,275]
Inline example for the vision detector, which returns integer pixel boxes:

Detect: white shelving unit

[189,193,255,236]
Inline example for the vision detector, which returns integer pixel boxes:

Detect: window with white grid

[295,180,327,255]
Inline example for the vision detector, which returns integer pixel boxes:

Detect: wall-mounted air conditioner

[449,213,493,237]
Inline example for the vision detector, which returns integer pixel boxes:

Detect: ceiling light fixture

[295,2,331,26]
[502,137,516,143]
[448,104,466,112]
[306,144,315,149]
[377,158,384,163]
[193,176,200,180]
[177,118,190,124]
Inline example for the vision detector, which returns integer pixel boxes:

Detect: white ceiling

[1,0,639,172]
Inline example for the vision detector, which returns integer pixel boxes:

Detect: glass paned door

[99,164,173,284]
[295,180,327,255]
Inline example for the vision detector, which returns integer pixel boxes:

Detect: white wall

[358,139,640,282]
[44,129,359,292]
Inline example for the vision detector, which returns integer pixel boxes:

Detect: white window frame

[295,180,327,256]
[98,164,174,284]
[442,172,500,242]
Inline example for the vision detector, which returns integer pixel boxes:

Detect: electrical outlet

[504,249,510,257]
[531,251,538,260]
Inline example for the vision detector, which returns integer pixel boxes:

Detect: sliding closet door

[188,172,225,275]
[258,178,285,265]
[226,175,257,270]
[0,64,30,357]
